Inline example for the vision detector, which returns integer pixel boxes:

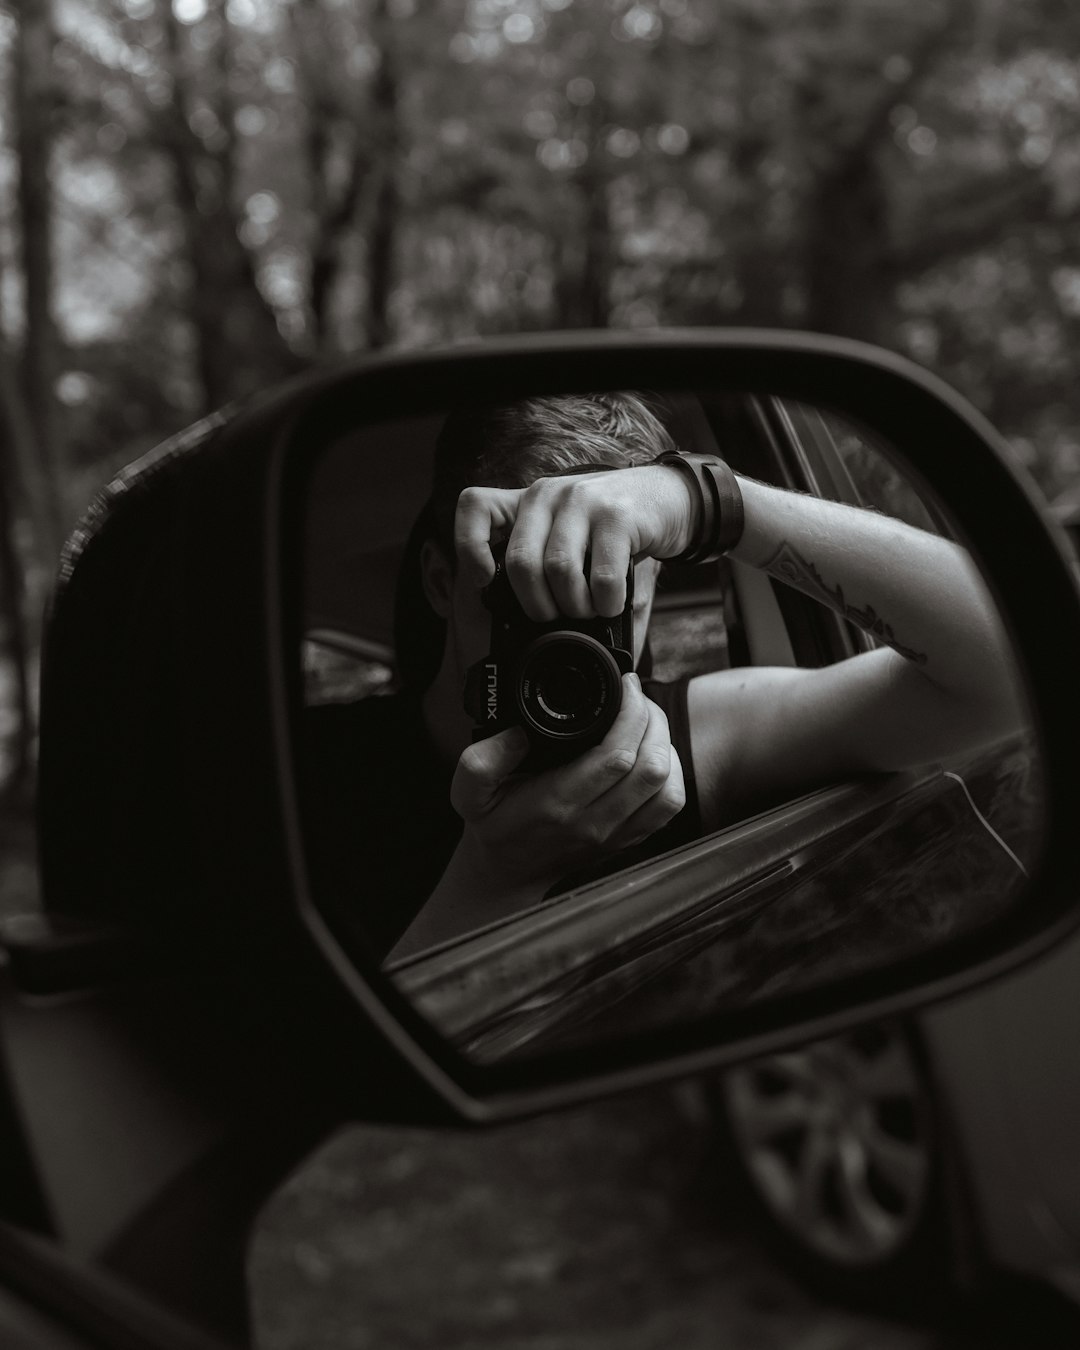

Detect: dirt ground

[249,1085,953,1350]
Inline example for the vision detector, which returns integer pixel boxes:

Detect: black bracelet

[654,451,744,564]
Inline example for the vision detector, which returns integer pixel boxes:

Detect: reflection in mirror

[298,390,1042,1064]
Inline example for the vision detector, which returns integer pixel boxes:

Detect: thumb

[450,726,530,819]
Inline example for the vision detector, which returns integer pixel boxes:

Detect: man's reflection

[303,393,1023,962]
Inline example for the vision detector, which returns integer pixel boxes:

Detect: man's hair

[394,392,675,693]
[429,392,677,551]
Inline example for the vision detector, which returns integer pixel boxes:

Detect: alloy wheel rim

[724,1023,933,1266]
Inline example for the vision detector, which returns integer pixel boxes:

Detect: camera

[463,542,635,766]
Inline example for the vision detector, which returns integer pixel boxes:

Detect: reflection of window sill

[304,629,394,663]
[388,763,1021,1063]
[302,633,396,704]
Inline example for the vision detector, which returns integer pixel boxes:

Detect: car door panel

[390,760,1025,1063]
[984,939,1080,1246]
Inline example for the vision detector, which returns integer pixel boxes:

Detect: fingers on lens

[632,698,674,796]
[614,746,686,849]
[607,696,677,810]
[589,675,649,788]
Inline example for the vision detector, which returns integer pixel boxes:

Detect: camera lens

[517,632,623,744]
[536,662,592,721]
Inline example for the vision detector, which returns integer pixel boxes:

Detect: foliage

[3,0,1079,494]
[1,0,1080,785]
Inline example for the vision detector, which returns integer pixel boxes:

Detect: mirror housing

[35,330,1080,1126]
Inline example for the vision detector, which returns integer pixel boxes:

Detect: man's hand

[452,672,686,890]
[387,674,686,961]
[454,465,696,621]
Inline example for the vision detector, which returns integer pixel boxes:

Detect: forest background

[2,0,1080,796]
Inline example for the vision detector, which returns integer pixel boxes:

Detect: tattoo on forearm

[764,543,929,665]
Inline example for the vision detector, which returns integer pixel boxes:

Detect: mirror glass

[298,389,1043,1065]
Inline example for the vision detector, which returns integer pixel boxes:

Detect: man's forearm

[728,477,1020,716]
[387,837,549,964]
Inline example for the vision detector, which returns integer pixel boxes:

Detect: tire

[711,1019,955,1311]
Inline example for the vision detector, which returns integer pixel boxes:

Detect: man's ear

[420,538,454,618]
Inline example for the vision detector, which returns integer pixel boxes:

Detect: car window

[755,400,956,662]
[646,559,734,682]
[816,406,950,537]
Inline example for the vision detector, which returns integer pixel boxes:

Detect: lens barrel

[516,631,623,745]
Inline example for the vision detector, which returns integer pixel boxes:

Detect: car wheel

[713,1019,952,1308]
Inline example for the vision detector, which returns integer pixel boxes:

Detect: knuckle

[503,542,532,573]
[589,563,624,590]
[636,749,671,790]
[660,780,686,816]
[544,550,579,579]
[597,500,632,531]
[604,747,639,779]
[578,815,613,849]
[647,699,670,732]
[566,479,600,507]
[542,797,572,829]
[524,478,554,503]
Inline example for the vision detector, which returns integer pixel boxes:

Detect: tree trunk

[800,5,969,342]
[724,3,786,327]
[553,91,613,329]
[803,155,891,342]
[292,0,364,352]
[365,0,400,351]
[159,0,303,412]
[579,149,613,329]
[0,359,37,797]
[12,0,65,563]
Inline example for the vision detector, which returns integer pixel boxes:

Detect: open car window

[298,393,892,694]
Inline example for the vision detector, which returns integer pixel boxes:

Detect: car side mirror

[35,331,1080,1128]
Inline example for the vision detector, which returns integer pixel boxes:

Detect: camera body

[463,545,635,767]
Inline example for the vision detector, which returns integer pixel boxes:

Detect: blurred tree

[154,0,303,411]
[2,0,1080,792]
[796,1,967,340]
[2,0,1080,517]
[2,0,69,792]
[545,14,618,329]
[11,0,65,563]
[364,0,402,348]
[290,0,365,351]
[289,0,403,351]
[0,343,37,796]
